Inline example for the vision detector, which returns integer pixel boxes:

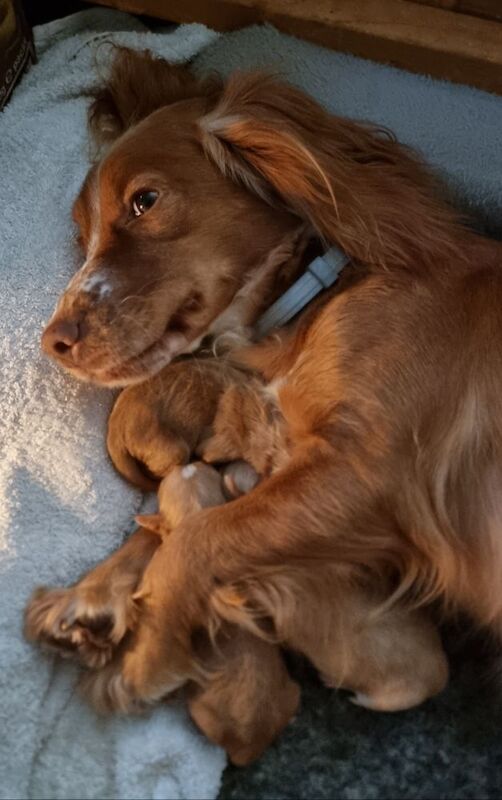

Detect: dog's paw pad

[24,586,130,669]
[79,612,115,637]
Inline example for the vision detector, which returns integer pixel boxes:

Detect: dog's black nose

[41,319,81,359]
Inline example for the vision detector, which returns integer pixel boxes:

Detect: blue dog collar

[254,245,350,339]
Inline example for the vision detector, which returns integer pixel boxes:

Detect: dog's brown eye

[132,190,158,217]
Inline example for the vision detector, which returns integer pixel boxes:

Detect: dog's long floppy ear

[89,47,221,151]
[199,73,462,269]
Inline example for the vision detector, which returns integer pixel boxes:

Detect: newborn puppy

[135,460,259,534]
[107,359,250,490]
[135,461,227,533]
[187,628,300,767]
[134,461,299,766]
[106,355,280,491]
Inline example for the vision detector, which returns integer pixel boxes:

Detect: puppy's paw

[24,583,137,669]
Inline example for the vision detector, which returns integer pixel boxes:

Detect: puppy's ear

[134,514,168,536]
[89,47,221,151]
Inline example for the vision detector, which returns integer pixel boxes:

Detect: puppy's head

[188,629,300,766]
[136,462,226,534]
[42,49,304,386]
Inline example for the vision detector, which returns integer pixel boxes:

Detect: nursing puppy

[187,629,299,767]
[107,354,285,491]
[106,358,253,491]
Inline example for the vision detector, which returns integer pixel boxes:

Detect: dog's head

[43,47,455,386]
[42,49,306,386]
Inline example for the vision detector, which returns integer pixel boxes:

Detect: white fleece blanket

[0,9,225,800]
[2,7,501,800]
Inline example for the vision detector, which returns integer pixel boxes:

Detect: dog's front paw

[24,582,137,669]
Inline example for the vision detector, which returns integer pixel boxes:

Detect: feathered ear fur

[89,47,221,152]
[199,73,465,270]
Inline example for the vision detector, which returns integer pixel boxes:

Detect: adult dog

[26,48,502,712]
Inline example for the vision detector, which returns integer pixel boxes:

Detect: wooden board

[410,0,502,21]
[88,0,502,95]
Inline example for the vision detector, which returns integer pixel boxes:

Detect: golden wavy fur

[25,48,502,756]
